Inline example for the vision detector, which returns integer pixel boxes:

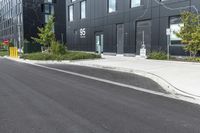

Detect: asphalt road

[0,58,200,133]
[43,64,165,93]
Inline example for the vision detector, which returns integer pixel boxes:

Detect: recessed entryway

[136,20,152,55]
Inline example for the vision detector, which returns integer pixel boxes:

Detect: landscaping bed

[20,51,101,61]
[0,50,8,57]
[147,51,200,63]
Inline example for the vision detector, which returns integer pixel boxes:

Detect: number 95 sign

[80,28,86,38]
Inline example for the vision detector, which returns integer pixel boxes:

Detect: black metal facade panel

[23,0,67,43]
[23,0,44,41]
[54,0,67,43]
[65,0,200,55]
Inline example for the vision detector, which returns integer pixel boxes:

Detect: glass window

[69,5,74,22]
[131,0,141,8]
[81,1,86,19]
[108,0,116,13]
[170,16,183,45]
[44,4,50,14]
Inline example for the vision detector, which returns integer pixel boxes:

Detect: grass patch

[20,51,101,61]
[147,51,167,60]
[186,57,200,62]
[0,50,8,57]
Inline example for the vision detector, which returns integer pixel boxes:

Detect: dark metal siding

[65,0,200,55]
[23,0,44,41]
[54,0,67,44]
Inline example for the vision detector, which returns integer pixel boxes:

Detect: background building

[1,0,199,56]
[0,0,44,49]
[66,0,200,56]
[0,0,66,52]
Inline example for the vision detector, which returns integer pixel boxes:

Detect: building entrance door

[117,24,124,54]
[136,20,152,55]
[95,32,104,54]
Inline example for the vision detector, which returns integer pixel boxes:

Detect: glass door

[95,32,104,54]
[136,20,152,55]
[117,24,124,54]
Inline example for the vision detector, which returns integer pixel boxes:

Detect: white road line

[27,62,199,105]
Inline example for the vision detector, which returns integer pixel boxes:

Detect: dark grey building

[66,0,200,56]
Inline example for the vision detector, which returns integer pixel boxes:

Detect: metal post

[61,33,64,45]
[17,24,21,52]
[142,31,145,48]
[166,28,171,60]
[167,35,170,60]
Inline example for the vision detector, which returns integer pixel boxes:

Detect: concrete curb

[67,63,196,98]
[4,57,200,103]
[146,58,200,66]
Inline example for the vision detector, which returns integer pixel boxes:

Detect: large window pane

[81,1,86,19]
[131,0,141,8]
[69,5,74,21]
[108,0,116,13]
[170,16,183,45]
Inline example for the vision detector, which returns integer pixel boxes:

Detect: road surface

[0,58,200,133]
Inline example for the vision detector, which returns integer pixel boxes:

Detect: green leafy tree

[176,12,200,57]
[32,16,55,50]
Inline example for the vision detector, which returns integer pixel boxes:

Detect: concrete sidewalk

[68,55,200,99]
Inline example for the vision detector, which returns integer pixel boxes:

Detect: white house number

[80,28,86,38]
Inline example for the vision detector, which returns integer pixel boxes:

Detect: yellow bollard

[9,47,18,58]
[15,47,18,57]
[9,47,12,57]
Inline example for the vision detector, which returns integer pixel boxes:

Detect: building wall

[66,0,200,55]
[0,0,66,50]
[0,0,45,48]
[41,0,67,44]
[23,0,44,41]
[54,0,67,44]
[0,0,23,48]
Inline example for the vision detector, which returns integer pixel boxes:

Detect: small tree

[176,12,200,57]
[32,16,55,51]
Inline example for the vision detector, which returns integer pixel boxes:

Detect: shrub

[63,51,101,60]
[51,41,66,55]
[147,51,167,60]
[186,57,200,62]
[0,51,8,57]
[23,40,42,54]
[20,51,101,61]
[21,53,56,60]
